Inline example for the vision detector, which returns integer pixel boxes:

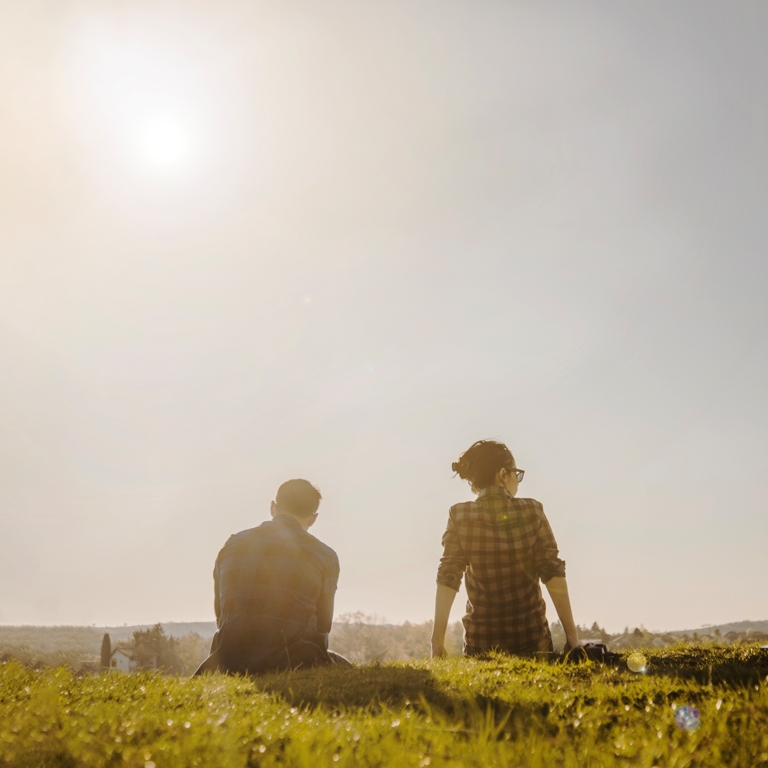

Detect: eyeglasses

[507,468,525,483]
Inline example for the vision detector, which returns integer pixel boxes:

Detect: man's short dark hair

[275,479,322,518]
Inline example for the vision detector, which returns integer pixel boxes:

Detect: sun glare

[62,19,221,180]
[137,116,192,167]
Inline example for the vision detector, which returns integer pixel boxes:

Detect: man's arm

[316,552,340,636]
[213,560,221,626]
[431,583,458,657]
[544,576,579,650]
[315,591,335,635]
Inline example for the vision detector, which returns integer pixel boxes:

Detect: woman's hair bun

[451,440,514,492]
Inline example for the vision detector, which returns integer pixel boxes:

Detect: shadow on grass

[245,644,768,714]
[249,664,459,712]
[1,749,78,768]
[246,663,553,739]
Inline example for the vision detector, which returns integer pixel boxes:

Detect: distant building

[110,648,137,673]
[109,648,157,672]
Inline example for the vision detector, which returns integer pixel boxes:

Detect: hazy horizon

[2,1,767,635]
[5,616,768,637]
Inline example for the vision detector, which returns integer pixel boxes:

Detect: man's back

[211,513,339,672]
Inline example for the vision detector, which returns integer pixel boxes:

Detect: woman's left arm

[533,503,578,648]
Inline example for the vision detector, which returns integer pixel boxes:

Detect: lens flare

[674,705,701,732]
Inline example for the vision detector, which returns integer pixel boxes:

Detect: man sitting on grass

[195,479,350,675]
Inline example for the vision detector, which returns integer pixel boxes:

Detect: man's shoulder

[219,522,271,554]
[302,530,339,566]
[226,522,269,543]
[219,521,338,569]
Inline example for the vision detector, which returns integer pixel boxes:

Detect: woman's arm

[431,583,458,657]
[433,509,467,657]
[544,576,579,650]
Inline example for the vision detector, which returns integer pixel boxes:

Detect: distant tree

[327,616,465,661]
[589,622,611,643]
[100,633,112,669]
[550,621,566,651]
[131,624,182,673]
[330,612,389,663]
[176,633,210,676]
[444,621,464,656]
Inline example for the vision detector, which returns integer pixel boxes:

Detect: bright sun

[137,115,192,167]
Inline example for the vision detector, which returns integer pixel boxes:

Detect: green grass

[1,644,767,767]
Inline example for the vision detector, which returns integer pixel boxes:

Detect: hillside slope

[1,644,766,767]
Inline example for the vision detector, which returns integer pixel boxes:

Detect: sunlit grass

[1,644,766,767]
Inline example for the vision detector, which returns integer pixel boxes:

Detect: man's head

[270,478,322,529]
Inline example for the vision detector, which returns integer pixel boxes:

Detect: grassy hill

[679,620,768,635]
[1,644,766,767]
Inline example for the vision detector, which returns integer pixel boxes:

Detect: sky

[1,1,767,633]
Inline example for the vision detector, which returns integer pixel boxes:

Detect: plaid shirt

[437,486,566,654]
[211,514,339,666]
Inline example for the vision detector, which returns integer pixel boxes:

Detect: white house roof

[112,648,135,659]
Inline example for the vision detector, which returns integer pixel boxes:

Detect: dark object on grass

[562,643,623,666]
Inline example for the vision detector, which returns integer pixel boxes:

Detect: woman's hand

[431,584,457,659]
[563,636,580,654]
[544,577,580,655]
[431,640,447,658]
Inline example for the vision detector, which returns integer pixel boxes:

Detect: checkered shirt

[436,486,566,654]
[212,514,339,663]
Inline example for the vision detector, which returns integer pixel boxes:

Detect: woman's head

[452,439,521,495]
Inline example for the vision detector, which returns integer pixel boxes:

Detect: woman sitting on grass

[431,439,579,658]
